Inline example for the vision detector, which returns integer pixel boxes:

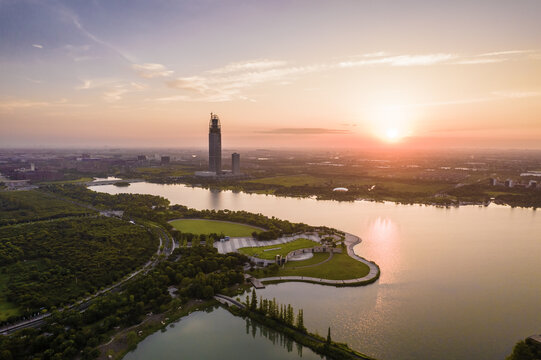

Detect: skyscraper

[232,153,240,174]
[208,113,222,173]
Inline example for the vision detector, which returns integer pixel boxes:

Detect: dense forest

[0,191,92,226]
[0,247,248,360]
[42,184,170,218]
[0,217,157,316]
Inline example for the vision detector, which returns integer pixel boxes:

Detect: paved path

[286,252,333,269]
[214,294,245,309]
[214,233,321,254]
[258,233,380,287]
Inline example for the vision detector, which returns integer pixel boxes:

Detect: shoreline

[257,232,380,286]
[107,179,538,210]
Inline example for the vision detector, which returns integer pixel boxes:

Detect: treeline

[506,337,541,360]
[235,290,374,360]
[0,190,92,226]
[0,246,248,360]
[43,184,170,218]
[447,183,541,208]
[42,184,321,238]
[0,217,157,317]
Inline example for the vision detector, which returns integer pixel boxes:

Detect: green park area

[244,175,326,187]
[239,238,318,260]
[169,219,263,237]
[277,252,370,280]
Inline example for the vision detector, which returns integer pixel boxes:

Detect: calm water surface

[123,307,325,360]
[91,182,541,360]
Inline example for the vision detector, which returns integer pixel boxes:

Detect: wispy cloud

[491,90,541,99]
[103,82,145,102]
[479,50,535,57]
[165,61,324,102]
[32,44,43,49]
[338,53,455,68]
[207,60,288,74]
[132,63,174,78]
[57,6,134,63]
[157,49,540,103]
[258,128,350,135]
[0,98,87,111]
[406,90,541,108]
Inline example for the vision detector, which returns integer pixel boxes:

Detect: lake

[91,182,541,360]
[123,306,325,360]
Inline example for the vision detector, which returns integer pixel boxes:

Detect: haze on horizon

[1,0,540,150]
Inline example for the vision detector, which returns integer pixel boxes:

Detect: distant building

[505,179,514,188]
[137,155,147,161]
[161,156,170,164]
[232,153,240,174]
[209,113,222,174]
[489,178,497,186]
[528,180,538,189]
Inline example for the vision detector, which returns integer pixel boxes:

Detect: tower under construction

[208,113,222,173]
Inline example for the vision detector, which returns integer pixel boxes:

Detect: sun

[368,104,412,143]
[385,127,400,142]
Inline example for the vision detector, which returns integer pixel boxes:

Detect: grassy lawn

[38,177,94,184]
[244,175,327,187]
[135,166,194,177]
[277,252,370,280]
[0,273,20,322]
[169,219,262,237]
[239,238,318,260]
[284,252,330,268]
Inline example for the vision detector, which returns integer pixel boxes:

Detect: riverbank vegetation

[228,290,374,360]
[506,337,541,360]
[169,218,262,237]
[238,238,319,260]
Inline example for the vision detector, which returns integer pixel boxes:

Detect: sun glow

[369,104,413,143]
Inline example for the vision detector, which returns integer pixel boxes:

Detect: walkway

[214,233,321,254]
[257,233,380,287]
[214,294,245,309]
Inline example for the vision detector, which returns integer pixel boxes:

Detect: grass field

[169,219,263,237]
[244,175,327,187]
[284,252,330,268]
[135,166,194,177]
[39,177,93,184]
[277,252,370,280]
[238,238,318,260]
[0,274,20,322]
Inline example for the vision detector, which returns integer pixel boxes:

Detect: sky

[1,0,540,149]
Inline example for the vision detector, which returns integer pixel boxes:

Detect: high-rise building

[209,113,222,173]
[161,156,170,164]
[232,153,240,174]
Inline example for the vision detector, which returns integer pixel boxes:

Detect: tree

[326,327,332,345]
[250,289,257,311]
[296,309,306,333]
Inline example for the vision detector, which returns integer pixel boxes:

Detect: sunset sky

[1,0,540,149]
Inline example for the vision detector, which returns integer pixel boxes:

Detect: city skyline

[1,0,541,149]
